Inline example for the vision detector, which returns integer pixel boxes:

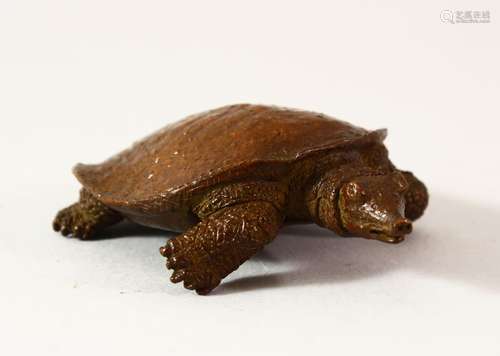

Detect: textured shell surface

[74,104,385,211]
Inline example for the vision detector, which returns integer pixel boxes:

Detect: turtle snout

[392,218,412,236]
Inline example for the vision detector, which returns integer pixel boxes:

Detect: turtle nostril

[394,219,412,235]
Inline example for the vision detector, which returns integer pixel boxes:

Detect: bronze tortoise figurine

[53,104,428,294]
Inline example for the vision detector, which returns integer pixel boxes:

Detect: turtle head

[338,172,412,243]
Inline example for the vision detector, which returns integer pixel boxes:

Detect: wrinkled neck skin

[305,147,394,236]
[305,169,346,235]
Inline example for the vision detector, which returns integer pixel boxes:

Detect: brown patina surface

[54,104,428,294]
[75,104,383,208]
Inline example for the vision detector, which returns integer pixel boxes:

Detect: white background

[1,1,499,355]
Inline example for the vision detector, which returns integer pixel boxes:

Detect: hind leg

[53,189,123,239]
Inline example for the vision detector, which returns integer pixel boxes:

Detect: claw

[159,245,169,257]
[170,269,186,283]
[166,256,188,269]
[61,226,70,236]
[166,257,175,269]
[184,280,195,290]
[159,241,175,257]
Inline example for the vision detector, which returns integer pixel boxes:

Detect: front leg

[160,181,286,294]
[160,199,284,295]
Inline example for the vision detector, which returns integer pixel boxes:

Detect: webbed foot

[53,189,122,239]
[160,201,282,295]
[53,203,97,239]
[160,237,221,295]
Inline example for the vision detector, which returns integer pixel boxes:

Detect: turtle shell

[74,104,386,213]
